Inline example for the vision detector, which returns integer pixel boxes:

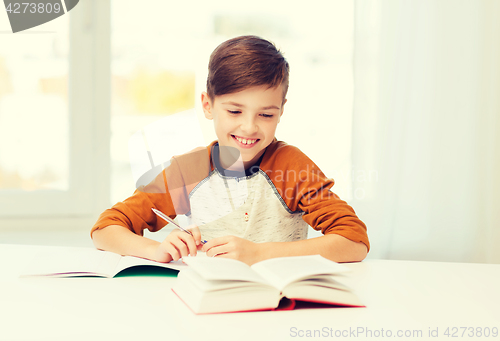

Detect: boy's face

[202,85,286,169]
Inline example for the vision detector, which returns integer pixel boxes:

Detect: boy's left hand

[201,235,263,265]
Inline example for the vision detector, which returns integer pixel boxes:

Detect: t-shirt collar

[211,143,263,178]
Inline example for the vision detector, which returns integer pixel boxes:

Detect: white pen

[151,208,207,244]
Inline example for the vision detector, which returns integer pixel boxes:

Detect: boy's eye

[228,110,241,114]
[260,114,274,118]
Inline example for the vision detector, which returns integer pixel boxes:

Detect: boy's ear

[201,92,213,120]
[278,98,287,123]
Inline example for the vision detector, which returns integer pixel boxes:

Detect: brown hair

[206,35,289,102]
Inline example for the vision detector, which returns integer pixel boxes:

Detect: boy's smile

[202,85,286,170]
[231,135,259,148]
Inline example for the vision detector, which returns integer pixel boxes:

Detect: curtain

[352,0,500,263]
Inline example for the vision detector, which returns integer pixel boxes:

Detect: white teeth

[235,136,257,145]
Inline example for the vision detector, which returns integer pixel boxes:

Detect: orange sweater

[92,140,369,250]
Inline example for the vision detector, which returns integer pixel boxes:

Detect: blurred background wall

[353,0,500,263]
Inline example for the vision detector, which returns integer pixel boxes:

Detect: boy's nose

[240,117,258,134]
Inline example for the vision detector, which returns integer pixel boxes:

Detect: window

[0,1,110,227]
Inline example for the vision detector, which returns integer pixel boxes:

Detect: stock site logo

[3,0,79,33]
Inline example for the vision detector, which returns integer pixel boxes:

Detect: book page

[179,268,272,293]
[174,269,280,314]
[250,255,351,290]
[283,282,364,307]
[182,256,268,283]
[20,248,122,277]
[114,255,186,275]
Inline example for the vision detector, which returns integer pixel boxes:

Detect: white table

[1,244,499,341]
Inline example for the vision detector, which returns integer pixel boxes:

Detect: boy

[91,35,369,265]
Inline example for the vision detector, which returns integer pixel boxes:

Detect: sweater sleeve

[91,160,182,237]
[261,142,370,251]
[91,146,212,237]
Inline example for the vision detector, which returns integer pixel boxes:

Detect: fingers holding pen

[185,224,204,247]
[155,229,197,262]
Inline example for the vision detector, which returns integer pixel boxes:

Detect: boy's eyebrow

[222,101,280,110]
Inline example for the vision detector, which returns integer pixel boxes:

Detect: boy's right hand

[152,225,203,263]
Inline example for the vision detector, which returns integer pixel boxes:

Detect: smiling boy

[91,36,369,265]
[203,85,283,169]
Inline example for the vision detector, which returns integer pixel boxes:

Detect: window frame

[0,0,110,229]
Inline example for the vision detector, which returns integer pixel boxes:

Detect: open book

[172,255,364,314]
[20,247,186,278]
